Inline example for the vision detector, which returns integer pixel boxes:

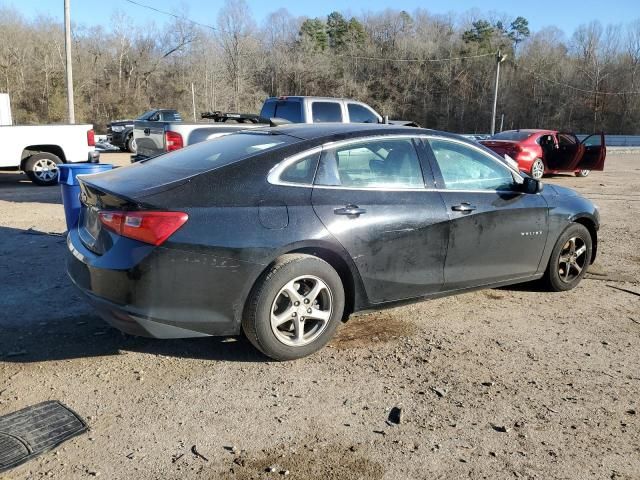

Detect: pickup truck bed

[133,120,262,161]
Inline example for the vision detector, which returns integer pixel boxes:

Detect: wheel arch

[20,145,66,169]
[241,241,368,324]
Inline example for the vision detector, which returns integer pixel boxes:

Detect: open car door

[545,132,584,171]
[576,133,606,171]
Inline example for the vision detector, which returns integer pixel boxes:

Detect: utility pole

[64,0,75,124]
[191,82,196,121]
[490,51,507,135]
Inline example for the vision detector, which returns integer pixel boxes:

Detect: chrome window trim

[267,146,323,188]
[267,134,526,193]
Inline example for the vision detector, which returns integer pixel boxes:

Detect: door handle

[334,204,367,216]
[451,202,476,213]
[143,128,151,135]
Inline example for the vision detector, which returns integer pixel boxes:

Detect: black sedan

[67,124,599,360]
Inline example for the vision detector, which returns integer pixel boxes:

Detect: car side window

[582,134,601,147]
[428,139,515,191]
[279,152,319,185]
[315,139,424,189]
[347,104,378,123]
[558,133,577,146]
[311,102,343,123]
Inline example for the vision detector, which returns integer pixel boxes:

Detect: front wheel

[25,152,62,186]
[243,254,345,361]
[126,134,137,154]
[544,223,592,292]
[530,158,545,180]
[575,169,591,177]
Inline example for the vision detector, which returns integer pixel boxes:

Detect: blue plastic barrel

[58,163,113,231]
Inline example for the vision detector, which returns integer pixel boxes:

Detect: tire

[25,152,62,186]
[242,254,345,361]
[125,134,137,154]
[544,223,592,292]
[575,169,591,177]
[530,158,545,180]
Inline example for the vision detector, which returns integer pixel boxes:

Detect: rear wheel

[243,254,345,361]
[544,223,592,292]
[530,158,545,180]
[25,152,62,186]
[575,169,591,177]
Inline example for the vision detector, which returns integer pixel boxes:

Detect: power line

[123,0,219,32]
[339,52,495,63]
[515,63,640,96]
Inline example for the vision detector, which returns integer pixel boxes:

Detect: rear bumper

[81,290,211,338]
[66,230,257,338]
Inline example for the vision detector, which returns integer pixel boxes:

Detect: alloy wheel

[531,159,544,180]
[270,275,333,347]
[557,237,588,283]
[32,158,59,182]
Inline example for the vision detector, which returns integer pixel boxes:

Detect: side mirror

[522,177,543,194]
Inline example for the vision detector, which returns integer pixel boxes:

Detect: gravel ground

[0,151,639,480]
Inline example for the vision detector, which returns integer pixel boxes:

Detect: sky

[3,0,639,35]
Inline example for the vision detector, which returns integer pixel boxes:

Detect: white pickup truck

[0,94,98,186]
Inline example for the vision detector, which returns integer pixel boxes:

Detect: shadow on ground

[0,171,63,204]
[0,224,268,364]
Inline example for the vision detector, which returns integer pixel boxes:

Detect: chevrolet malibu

[67,124,599,360]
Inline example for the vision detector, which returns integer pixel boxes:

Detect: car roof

[265,96,361,102]
[500,129,557,135]
[268,122,463,142]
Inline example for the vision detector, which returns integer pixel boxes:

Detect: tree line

[1,1,639,134]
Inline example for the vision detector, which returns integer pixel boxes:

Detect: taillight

[518,147,536,161]
[165,131,183,152]
[98,211,188,246]
[87,129,95,147]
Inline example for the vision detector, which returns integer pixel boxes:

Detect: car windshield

[141,131,300,175]
[491,131,533,141]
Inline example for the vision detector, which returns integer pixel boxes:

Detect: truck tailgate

[133,120,166,158]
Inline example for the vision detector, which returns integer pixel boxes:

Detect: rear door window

[279,152,320,185]
[260,100,303,123]
[315,138,424,188]
[311,102,343,123]
[161,111,182,122]
[347,103,378,123]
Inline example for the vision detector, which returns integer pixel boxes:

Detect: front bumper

[107,131,127,148]
[66,230,255,338]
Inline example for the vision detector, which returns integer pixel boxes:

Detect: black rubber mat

[0,401,87,473]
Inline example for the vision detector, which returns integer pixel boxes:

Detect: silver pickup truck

[132,112,263,161]
[132,96,418,161]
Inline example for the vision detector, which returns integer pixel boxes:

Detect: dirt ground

[0,151,638,480]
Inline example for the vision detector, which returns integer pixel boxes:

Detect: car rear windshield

[141,131,300,175]
[491,131,533,141]
[260,99,303,123]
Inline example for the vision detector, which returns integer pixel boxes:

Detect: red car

[480,130,606,180]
